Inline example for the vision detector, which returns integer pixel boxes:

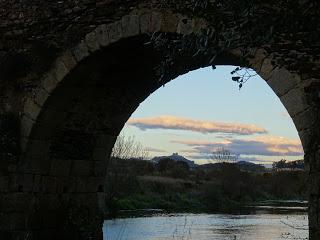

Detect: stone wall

[0,1,320,239]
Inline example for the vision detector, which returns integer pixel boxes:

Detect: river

[103,208,308,240]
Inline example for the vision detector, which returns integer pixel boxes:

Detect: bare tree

[210,147,238,163]
[111,134,149,160]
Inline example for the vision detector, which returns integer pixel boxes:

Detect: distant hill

[151,153,196,169]
[199,161,266,173]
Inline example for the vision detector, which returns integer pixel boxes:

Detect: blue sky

[120,66,303,165]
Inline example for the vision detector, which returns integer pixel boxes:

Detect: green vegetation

[105,158,307,217]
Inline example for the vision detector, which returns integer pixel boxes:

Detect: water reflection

[103,212,308,240]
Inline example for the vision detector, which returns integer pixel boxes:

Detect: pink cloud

[128,115,267,135]
[172,135,303,156]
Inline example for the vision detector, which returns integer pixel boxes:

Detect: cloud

[146,147,167,153]
[173,135,303,157]
[128,115,267,135]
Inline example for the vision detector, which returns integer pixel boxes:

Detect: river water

[103,209,308,240]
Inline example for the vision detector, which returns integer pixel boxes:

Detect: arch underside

[1,9,320,240]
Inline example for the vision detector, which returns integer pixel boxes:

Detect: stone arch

[8,9,318,240]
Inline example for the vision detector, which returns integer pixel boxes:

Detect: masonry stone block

[177,17,193,35]
[85,31,100,52]
[192,18,207,34]
[92,147,110,161]
[121,15,140,37]
[140,12,162,33]
[52,59,69,83]
[86,177,104,192]
[67,177,78,193]
[37,194,61,210]
[15,174,34,192]
[150,12,162,33]
[0,212,27,230]
[72,40,90,62]
[107,21,122,43]
[267,67,301,97]
[0,175,9,192]
[1,193,33,212]
[71,160,93,176]
[140,13,151,33]
[41,73,58,93]
[23,98,41,121]
[40,176,58,193]
[94,161,106,177]
[22,155,51,175]
[160,13,179,32]
[76,177,87,192]
[33,87,50,108]
[50,158,71,176]
[25,139,50,157]
[21,115,35,138]
[95,24,109,47]
[280,87,308,116]
[249,49,267,70]
[32,175,42,192]
[293,107,317,131]
[298,128,312,151]
[259,57,275,80]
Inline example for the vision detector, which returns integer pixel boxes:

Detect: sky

[120,66,304,165]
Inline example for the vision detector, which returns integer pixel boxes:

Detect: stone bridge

[0,0,319,239]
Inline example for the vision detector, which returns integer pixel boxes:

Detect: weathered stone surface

[21,155,51,174]
[34,87,50,107]
[140,12,162,33]
[107,21,123,43]
[177,17,193,35]
[280,88,308,116]
[298,128,313,152]
[0,176,9,192]
[72,40,90,62]
[161,13,180,32]
[267,68,301,97]
[293,107,317,131]
[71,160,93,176]
[94,161,106,177]
[50,158,71,176]
[259,57,275,80]
[24,139,50,157]
[20,115,35,138]
[23,98,41,121]
[121,15,140,37]
[41,73,58,93]
[85,31,100,52]
[95,24,109,47]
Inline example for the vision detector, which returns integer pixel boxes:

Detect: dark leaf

[232,76,241,81]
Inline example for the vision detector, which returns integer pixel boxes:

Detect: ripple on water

[103,213,308,240]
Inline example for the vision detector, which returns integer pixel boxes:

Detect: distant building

[151,153,196,169]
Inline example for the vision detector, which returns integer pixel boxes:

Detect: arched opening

[104,65,307,239]
[14,11,317,240]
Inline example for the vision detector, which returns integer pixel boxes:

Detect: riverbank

[105,159,307,218]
